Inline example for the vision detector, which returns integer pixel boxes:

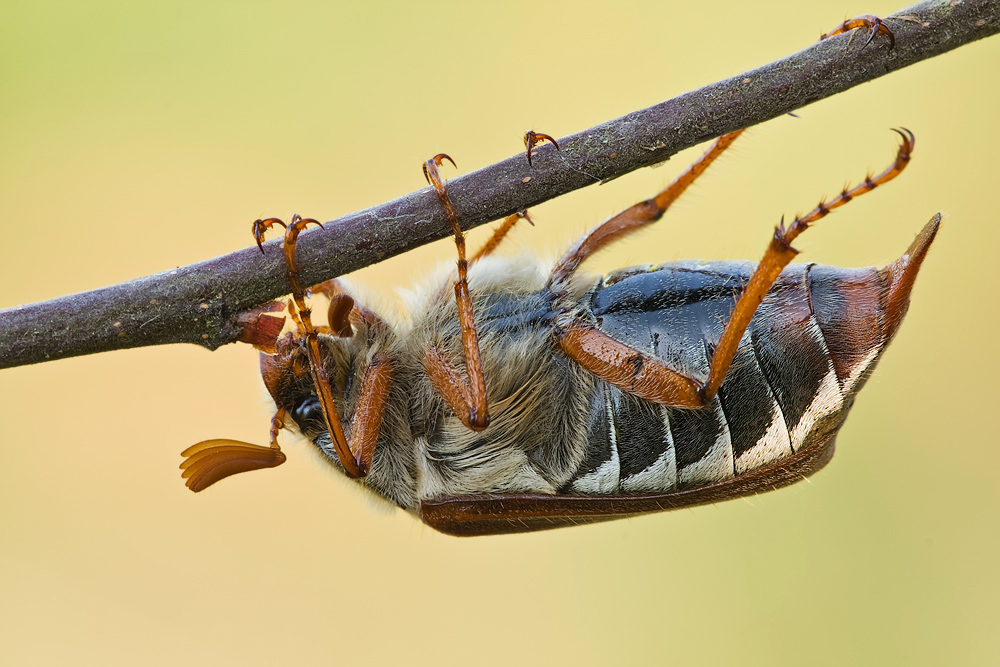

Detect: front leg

[180,216,395,489]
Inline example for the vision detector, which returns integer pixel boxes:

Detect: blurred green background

[2,1,998,665]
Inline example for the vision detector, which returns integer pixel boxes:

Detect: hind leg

[820,13,921,50]
[557,130,915,407]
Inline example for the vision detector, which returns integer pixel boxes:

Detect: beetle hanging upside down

[181,18,937,537]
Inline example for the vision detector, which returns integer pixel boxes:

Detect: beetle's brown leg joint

[469,410,490,431]
[555,322,704,408]
[422,343,490,432]
[773,223,794,249]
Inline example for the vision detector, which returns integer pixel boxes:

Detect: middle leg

[469,210,533,265]
[547,129,744,289]
[421,154,491,431]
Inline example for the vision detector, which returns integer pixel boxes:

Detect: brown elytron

[180,15,938,536]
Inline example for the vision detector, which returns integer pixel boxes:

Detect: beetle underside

[180,14,938,536]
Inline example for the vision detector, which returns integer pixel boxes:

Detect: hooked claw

[252,215,323,254]
[890,127,916,157]
[820,14,903,52]
[252,217,288,254]
[523,131,560,167]
[862,17,894,50]
[423,153,457,192]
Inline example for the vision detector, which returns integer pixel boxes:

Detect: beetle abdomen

[565,260,890,494]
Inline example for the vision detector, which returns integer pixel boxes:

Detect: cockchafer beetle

[180,119,936,535]
[179,15,936,537]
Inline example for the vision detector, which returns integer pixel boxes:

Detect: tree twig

[2,0,997,370]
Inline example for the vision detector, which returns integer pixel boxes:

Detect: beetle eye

[291,396,324,432]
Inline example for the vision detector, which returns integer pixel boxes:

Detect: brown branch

[1,0,997,370]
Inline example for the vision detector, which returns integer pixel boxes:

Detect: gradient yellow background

[2,1,997,665]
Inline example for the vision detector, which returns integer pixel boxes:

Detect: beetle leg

[306,278,345,299]
[548,130,744,289]
[348,353,395,474]
[259,215,369,476]
[700,129,914,400]
[422,154,491,431]
[524,131,560,167]
[556,322,703,407]
[306,278,386,336]
[277,215,399,478]
[433,210,533,303]
[820,14,921,51]
[559,129,915,408]
[240,214,395,480]
[821,14,894,49]
[469,210,533,265]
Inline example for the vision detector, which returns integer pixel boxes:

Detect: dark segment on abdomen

[566,261,853,494]
[615,389,670,478]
